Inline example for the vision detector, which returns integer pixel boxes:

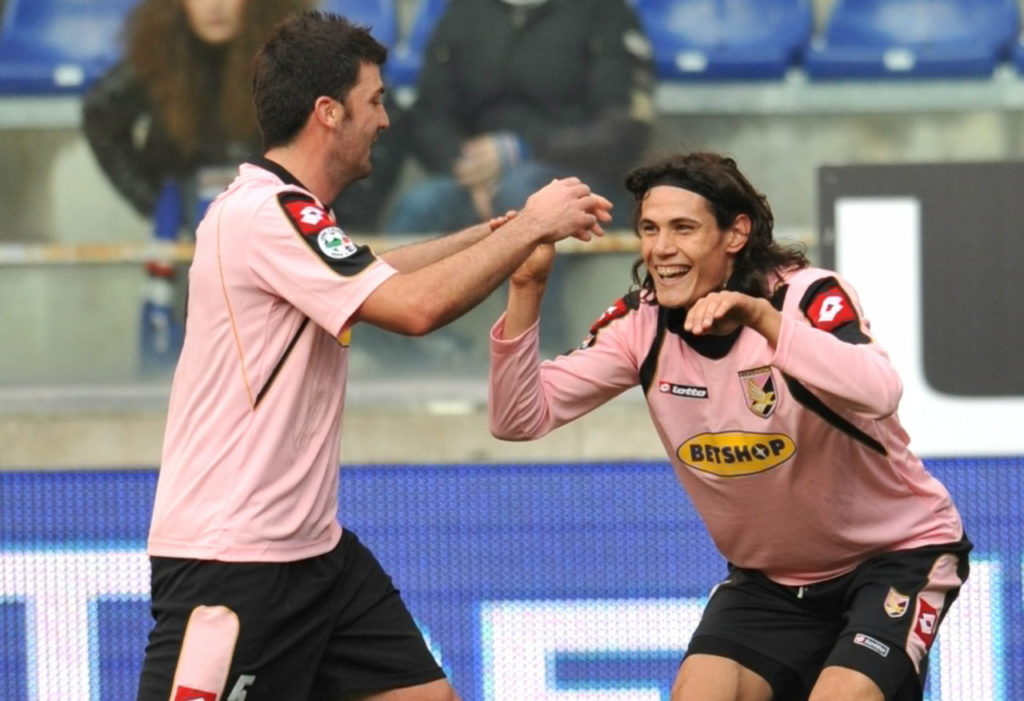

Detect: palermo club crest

[738,366,778,418]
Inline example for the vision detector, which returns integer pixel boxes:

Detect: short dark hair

[625,152,808,299]
[253,10,387,149]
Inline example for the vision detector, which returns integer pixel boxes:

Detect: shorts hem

[339,667,447,696]
[686,634,804,698]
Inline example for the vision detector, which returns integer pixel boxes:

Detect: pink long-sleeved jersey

[490,266,962,586]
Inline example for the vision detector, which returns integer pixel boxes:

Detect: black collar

[247,156,310,192]
[662,306,742,359]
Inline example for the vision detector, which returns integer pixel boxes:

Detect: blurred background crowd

[2,0,1024,414]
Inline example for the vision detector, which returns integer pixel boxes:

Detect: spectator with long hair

[83,0,313,223]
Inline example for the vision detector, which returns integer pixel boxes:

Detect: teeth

[657,266,689,279]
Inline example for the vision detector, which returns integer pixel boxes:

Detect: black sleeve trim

[569,289,642,355]
[254,318,309,409]
[783,375,888,456]
[277,192,377,277]
[798,276,871,344]
[769,283,789,311]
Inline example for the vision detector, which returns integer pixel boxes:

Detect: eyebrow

[639,216,700,226]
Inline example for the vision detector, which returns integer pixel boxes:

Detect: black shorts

[136,529,445,701]
[685,536,972,701]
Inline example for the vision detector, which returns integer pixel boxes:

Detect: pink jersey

[490,267,963,585]
[148,159,397,562]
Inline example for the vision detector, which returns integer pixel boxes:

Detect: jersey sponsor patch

[174,687,217,701]
[677,431,796,477]
[738,366,778,418]
[804,282,858,332]
[658,381,708,399]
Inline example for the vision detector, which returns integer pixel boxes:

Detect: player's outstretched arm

[501,242,556,340]
[378,220,494,273]
[355,178,611,336]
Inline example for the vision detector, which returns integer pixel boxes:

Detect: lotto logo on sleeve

[805,284,858,332]
[280,197,336,236]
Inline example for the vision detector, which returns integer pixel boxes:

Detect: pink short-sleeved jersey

[490,267,963,586]
[148,159,397,562]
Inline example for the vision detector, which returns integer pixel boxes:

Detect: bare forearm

[357,217,541,334]
[379,221,492,273]
[749,298,782,348]
[503,281,546,339]
[357,177,606,335]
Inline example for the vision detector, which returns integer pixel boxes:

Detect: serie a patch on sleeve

[799,277,870,343]
[278,192,376,276]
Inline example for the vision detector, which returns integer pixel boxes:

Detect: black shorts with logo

[685,536,972,701]
[136,529,445,701]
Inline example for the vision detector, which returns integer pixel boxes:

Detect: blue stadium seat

[385,0,446,88]
[631,0,813,81]
[0,0,139,94]
[321,0,398,50]
[804,0,1019,80]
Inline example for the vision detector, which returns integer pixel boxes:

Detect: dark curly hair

[626,152,808,301]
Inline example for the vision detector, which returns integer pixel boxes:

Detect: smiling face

[638,185,750,308]
[183,0,247,45]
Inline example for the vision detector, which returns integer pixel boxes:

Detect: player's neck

[264,143,340,205]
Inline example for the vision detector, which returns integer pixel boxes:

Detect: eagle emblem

[738,366,778,418]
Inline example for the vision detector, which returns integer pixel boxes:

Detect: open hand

[684,291,766,336]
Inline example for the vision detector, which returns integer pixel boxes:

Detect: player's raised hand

[519,177,612,244]
[684,290,772,336]
[510,242,556,288]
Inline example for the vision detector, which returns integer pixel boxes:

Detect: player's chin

[652,285,692,310]
[353,160,373,181]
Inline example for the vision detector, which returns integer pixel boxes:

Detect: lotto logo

[175,687,217,701]
[914,598,939,648]
[299,206,324,225]
[806,285,857,332]
[817,295,846,323]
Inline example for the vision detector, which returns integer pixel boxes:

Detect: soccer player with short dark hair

[137,11,610,701]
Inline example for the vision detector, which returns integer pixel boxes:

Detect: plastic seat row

[0,0,1022,95]
[634,0,1021,81]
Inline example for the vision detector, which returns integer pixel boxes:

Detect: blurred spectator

[386,0,656,235]
[81,0,407,231]
[82,0,310,226]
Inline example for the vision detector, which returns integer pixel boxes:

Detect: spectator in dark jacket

[387,0,656,234]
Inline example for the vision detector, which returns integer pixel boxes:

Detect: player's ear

[312,96,344,128]
[726,213,751,254]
